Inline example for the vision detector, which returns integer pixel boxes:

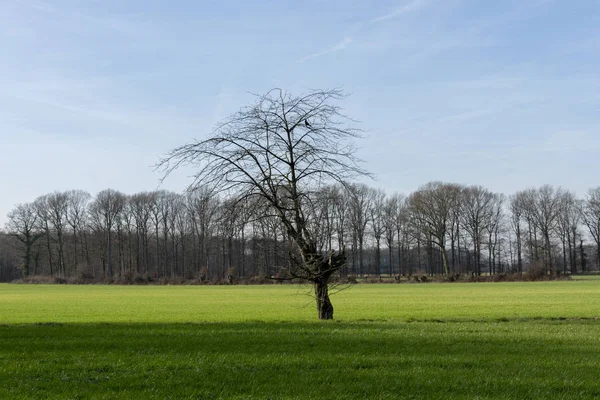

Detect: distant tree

[556,191,580,274]
[394,195,411,275]
[149,191,165,277]
[188,188,220,276]
[448,186,465,274]
[33,194,56,276]
[347,184,373,276]
[89,189,126,279]
[369,188,386,276]
[6,203,42,277]
[330,185,349,273]
[65,190,91,271]
[485,194,505,275]
[408,182,459,275]
[581,187,600,270]
[310,186,337,253]
[530,186,563,273]
[130,192,153,275]
[509,194,525,273]
[47,192,70,277]
[159,88,368,319]
[168,194,186,278]
[382,193,401,276]
[460,186,495,276]
[0,232,20,281]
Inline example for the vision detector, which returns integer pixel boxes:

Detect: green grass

[2,281,600,399]
[571,274,600,281]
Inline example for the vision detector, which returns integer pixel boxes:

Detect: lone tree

[159,88,368,319]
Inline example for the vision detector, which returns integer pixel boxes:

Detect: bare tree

[188,188,220,276]
[509,194,525,273]
[448,186,465,274]
[530,185,563,272]
[460,186,495,276]
[149,191,164,277]
[130,192,153,275]
[581,187,600,270]
[382,194,400,276]
[516,189,541,265]
[159,88,368,319]
[395,195,410,275]
[408,182,459,275]
[34,195,56,276]
[167,194,186,278]
[65,190,91,271]
[369,188,386,276]
[45,192,70,277]
[6,203,42,277]
[89,189,126,279]
[347,183,373,276]
[484,194,505,275]
[556,191,580,274]
[330,185,349,275]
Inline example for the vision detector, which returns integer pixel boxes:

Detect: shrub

[527,263,548,281]
[226,267,236,285]
[198,267,208,283]
[122,270,135,285]
[249,274,268,284]
[19,275,55,284]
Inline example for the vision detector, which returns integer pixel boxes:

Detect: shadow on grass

[2,321,600,399]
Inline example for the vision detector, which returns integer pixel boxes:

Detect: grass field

[2,281,600,399]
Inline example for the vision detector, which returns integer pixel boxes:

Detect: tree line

[1,182,599,283]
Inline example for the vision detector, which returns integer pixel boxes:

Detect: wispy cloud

[0,77,206,143]
[297,37,352,63]
[369,0,430,23]
[296,0,431,63]
[537,130,600,154]
[439,107,498,123]
[23,0,151,38]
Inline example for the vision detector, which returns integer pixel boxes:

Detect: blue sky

[1,0,599,225]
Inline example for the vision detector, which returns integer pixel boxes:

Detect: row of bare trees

[2,182,599,282]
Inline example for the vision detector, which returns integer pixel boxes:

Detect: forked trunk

[314,278,334,320]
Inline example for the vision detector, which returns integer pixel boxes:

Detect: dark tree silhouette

[6,203,42,277]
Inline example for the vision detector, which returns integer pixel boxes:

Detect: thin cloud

[538,130,600,154]
[370,0,429,23]
[24,0,151,37]
[297,37,352,63]
[297,0,431,63]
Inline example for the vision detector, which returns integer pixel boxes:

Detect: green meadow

[2,281,600,399]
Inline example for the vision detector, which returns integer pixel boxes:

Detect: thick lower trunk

[314,278,334,320]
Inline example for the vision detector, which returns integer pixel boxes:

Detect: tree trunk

[397,228,402,275]
[571,231,577,274]
[516,226,523,274]
[24,243,31,277]
[358,237,364,276]
[107,230,113,279]
[562,240,567,274]
[441,247,449,276]
[375,240,381,276]
[388,246,393,277]
[314,277,333,320]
